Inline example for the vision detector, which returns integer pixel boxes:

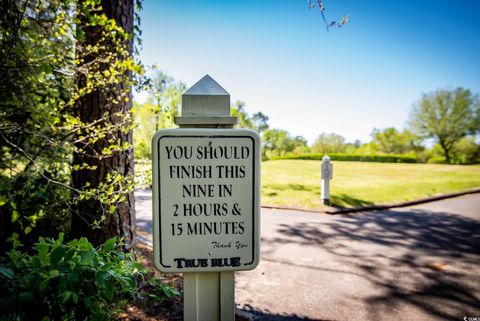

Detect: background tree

[311,132,347,154]
[0,0,76,251]
[409,88,480,163]
[133,71,185,159]
[292,136,310,154]
[262,129,308,159]
[0,0,145,250]
[148,70,186,131]
[231,101,254,129]
[262,129,294,159]
[371,127,423,154]
[252,112,269,133]
[451,136,480,164]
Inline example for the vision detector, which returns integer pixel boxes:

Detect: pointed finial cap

[183,75,229,96]
[181,75,230,117]
[175,75,237,127]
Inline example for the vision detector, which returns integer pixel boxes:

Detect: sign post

[152,75,261,321]
[321,155,332,204]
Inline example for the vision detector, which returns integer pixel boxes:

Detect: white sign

[321,162,333,180]
[152,128,260,273]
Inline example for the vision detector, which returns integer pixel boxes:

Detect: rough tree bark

[71,0,135,248]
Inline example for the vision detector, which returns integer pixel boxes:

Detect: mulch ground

[118,242,249,321]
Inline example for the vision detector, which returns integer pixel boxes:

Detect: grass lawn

[262,160,480,210]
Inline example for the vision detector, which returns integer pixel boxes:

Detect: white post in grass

[152,75,261,321]
[321,155,333,204]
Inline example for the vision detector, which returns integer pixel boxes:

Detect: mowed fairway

[261,160,480,209]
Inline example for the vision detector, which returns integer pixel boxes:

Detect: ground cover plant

[0,234,179,321]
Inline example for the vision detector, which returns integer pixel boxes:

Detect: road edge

[261,187,480,215]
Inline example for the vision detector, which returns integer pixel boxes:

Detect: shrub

[0,234,175,321]
[427,156,448,164]
[270,153,418,163]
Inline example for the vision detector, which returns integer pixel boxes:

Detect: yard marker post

[321,155,333,204]
[152,75,261,321]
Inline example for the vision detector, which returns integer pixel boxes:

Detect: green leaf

[37,243,50,266]
[92,311,109,321]
[160,284,180,298]
[19,291,34,304]
[64,249,76,262]
[67,271,80,288]
[61,291,72,304]
[0,267,14,280]
[39,278,50,291]
[72,292,79,304]
[50,246,66,265]
[116,251,125,260]
[0,195,8,207]
[57,232,64,244]
[11,210,19,223]
[95,270,110,284]
[80,250,94,265]
[102,237,116,251]
[125,276,136,288]
[78,237,93,251]
[104,280,114,302]
[49,269,59,278]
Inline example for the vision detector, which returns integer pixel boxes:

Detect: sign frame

[152,128,261,273]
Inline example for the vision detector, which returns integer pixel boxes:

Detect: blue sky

[136,0,480,144]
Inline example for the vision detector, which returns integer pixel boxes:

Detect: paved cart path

[135,191,480,321]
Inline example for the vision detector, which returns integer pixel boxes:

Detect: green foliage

[347,141,379,155]
[231,102,272,133]
[134,159,152,189]
[371,127,423,154]
[311,133,347,154]
[252,112,269,133]
[409,87,480,163]
[272,153,418,163]
[133,71,186,159]
[262,129,309,160]
[451,136,480,164]
[231,101,255,130]
[427,156,448,164]
[0,0,77,248]
[426,136,480,165]
[0,0,145,247]
[0,234,154,321]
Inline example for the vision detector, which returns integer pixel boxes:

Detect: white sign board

[152,128,260,273]
[321,163,333,180]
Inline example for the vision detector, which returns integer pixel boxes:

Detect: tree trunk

[71,0,135,248]
[439,139,451,164]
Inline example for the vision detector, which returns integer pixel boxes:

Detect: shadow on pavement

[137,218,153,234]
[269,209,480,321]
[238,304,334,321]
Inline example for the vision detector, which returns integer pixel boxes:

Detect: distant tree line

[134,72,480,164]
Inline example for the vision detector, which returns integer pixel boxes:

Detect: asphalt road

[135,191,480,321]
